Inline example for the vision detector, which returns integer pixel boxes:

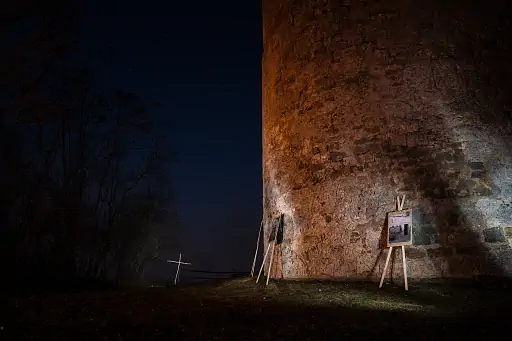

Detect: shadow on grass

[6,278,511,341]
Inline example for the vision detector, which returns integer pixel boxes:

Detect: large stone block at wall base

[261,0,512,280]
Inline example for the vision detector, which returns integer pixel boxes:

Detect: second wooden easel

[379,194,409,291]
[256,214,283,286]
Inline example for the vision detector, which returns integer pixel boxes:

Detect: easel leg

[401,245,408,291]
[390,247,396,282]
[256,243,272,283]
[251,221,263,277]
[379,247,393,288]
[266,241,277,286]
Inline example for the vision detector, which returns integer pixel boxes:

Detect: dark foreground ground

[4,277,512,340]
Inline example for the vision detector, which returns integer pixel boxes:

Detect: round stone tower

[262,0,512,280]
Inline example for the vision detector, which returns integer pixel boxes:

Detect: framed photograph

[387,209,413,247]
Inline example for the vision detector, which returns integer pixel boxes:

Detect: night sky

[79,1,262,274]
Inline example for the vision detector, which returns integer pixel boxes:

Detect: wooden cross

[167,253,191,285]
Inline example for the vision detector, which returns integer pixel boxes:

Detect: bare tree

[1,2,180,288]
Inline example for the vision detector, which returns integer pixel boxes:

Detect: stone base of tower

[262,181,512,281]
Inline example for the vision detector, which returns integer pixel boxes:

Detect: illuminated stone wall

[261,0,512,280]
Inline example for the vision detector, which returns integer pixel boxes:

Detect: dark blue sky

[79,1,262,272]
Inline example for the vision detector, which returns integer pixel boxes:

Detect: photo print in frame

[387,209,413,247]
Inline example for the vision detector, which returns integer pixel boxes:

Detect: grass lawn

[5,277,511,340]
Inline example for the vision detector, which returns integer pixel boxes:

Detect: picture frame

[387,209,413,247]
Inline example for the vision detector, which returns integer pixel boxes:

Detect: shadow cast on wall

[379,0,512,280]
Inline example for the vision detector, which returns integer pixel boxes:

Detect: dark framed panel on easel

[268,213,284,244]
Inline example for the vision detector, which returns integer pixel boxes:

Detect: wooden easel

[257,237,278,286]
[379,194,409,291]
[256,215,283,286]
[256,232,277,286]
